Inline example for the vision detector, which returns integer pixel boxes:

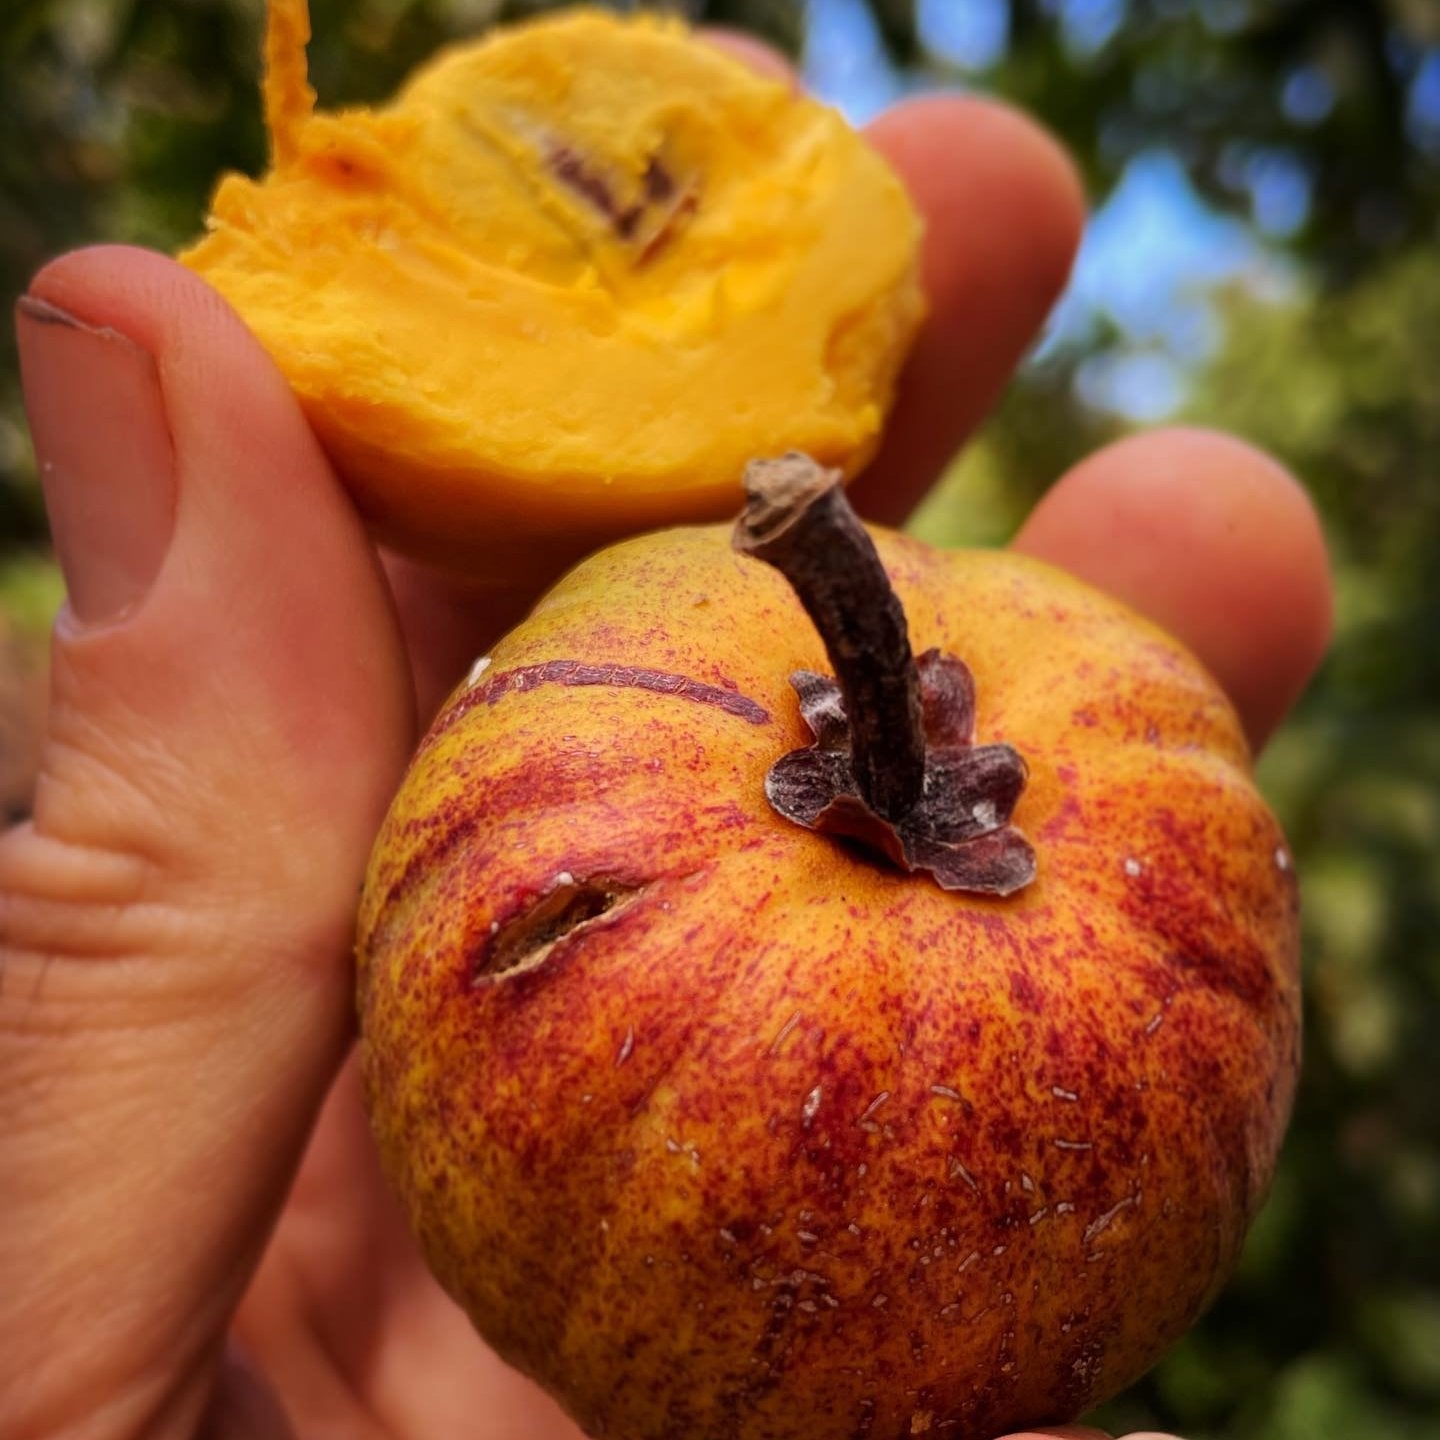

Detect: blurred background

[1,0,1437,1435]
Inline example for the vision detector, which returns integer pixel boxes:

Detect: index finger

[849,95,1086,524]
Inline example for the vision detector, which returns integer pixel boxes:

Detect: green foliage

[1162,252,1440,1439]
[911,351,1122,550]
[0,549,64,637]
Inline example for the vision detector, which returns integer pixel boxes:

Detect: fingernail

[15,295,176,626]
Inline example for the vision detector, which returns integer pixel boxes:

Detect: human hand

[998,1429,1184,1440]
[0,56,1328,1440]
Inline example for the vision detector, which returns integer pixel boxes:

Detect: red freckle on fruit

[986,1115,1025,1156]
[381,810,484,916]
[1008,969,1042,1013]
[1125,855,1273,1008]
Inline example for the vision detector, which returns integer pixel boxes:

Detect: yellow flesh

[182,3,924,577]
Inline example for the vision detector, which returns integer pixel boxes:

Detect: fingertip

[29,243,245,377]
[869,94,1087,308]
[851,96,1086,525]
[1013,426,1333,751]
[26,244,368,568]
[27,245,311,476]
[700,26,797,86]
[993,1427,1112,1440]
[22,243,414,824]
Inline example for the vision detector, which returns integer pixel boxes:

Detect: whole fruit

[357,459,1300,1440]
[181,0,922,580]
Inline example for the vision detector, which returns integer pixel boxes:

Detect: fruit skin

[357,523,1301,1440]
[181,2,923,580]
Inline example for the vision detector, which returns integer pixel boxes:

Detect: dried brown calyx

[732,453,1036,897]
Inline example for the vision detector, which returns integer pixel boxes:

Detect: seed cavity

[546,143,697,258]
[475,876,642,983]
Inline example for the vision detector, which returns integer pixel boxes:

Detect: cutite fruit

[181,1,923,580]
[357,457,1301,1440]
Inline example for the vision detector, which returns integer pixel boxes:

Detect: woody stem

[732,453,926,821]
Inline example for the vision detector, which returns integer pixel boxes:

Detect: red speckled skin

[356,524,1300,1440]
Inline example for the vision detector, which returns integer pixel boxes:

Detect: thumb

[0,246,413,1434]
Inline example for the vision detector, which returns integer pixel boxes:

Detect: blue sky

[800,0,1285,420]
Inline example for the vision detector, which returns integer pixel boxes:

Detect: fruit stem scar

[733,452,925,820]
[731,453,1037,897]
